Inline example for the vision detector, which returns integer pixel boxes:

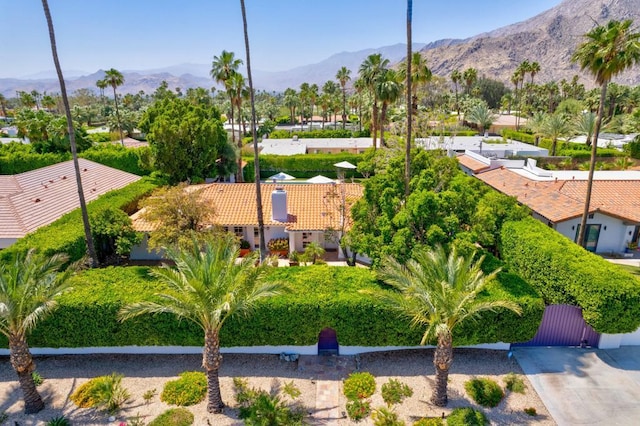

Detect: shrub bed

[447,407,488,426]
[464,377,504,407]
[2,264,543,349]
[0,177,158,263]
[160,372,207,406]
[500,217,640,333]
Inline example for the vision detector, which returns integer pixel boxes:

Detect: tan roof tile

[456,154,490,173]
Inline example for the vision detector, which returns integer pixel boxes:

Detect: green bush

[87,132,113,143]
[343,372,376,400]
[234,377,305,424]
[32,371,44,387]
[626,138,640,159]
[0,177,158,264]
[464,378,504,408]
[90,207,141,263]
[70,373,130,413]
[503,372,526,393]
[501,217,640,333]
[524,407,537,416]
[346,398,371,422]
[446,407,488,426]
[148,408,194,426]
[80,144,151,175]
[46,416,71,426]
[381,379,413,407]
[372,407,404,426]
[412,418,444,426]
[269,128,354,139]
[0,142,70,174]
[160,372,207,406]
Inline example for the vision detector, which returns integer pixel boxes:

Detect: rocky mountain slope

[419,0,640,86]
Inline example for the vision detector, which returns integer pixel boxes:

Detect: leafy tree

[572,19,640,246]
[90,208,141,264]
[119,235,283,413]
[140,97,234,183]
[41,0,98,267]
[0,249,72,413]
[101,68,125,146]
[377,246,521,406]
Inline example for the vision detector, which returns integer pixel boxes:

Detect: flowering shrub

[343,372,376,400]
[267,238,289,252]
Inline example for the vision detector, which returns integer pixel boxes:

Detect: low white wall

[0,342,509,357]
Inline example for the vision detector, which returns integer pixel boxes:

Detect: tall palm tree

[527,111,547,147]
[573,111,597,147]
[41,0,98,267]
[283,88,299,125]
[529,61,541,84]
[376,69,403,148]
[0,249,72,413]
[541,113,572,156]
[336,66,352,129]
[0,93,8,118]
[400,52,431,116]
[405,0,413,199]
[359,53,389,149]
[572,19,640,247]
[239,0,267,260]
[103,68,125,146]
[377,246,521,407]
[211,50,243,145]
[466,103,497,137]
[451,69,462,118]
[308,83,319,130]
[119,236,282,412]
[462,68,478,95]
[228,72,247,182]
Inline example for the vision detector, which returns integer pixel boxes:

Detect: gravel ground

[0,349,555,425]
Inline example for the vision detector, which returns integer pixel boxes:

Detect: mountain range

[1,0,639,97]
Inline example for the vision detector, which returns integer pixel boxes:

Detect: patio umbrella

[306,175,336,184]
[267,172,296,181]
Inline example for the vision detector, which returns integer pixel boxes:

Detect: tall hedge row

[243,153,363,181]
[500,217,640,333]
[2,264,543,349]
[0,177,158,263]
[0,151,71,174]
[79,144,151,176]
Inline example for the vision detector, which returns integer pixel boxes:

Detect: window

[302,232,312,248]
[574,224,601,252]
[253,227,260,248]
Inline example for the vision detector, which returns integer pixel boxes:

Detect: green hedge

[0,144,70,174]
[500,217,640,333]
[3,264,543,348]
[0,177,158,264]
[80,144,151,176]
[502,130,621,158]
[243,153,364,180]
[269,129,355,139]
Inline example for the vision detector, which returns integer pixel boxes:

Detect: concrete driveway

[514,347,640,425]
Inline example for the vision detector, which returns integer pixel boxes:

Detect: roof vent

[83,168,88,172]
[33,198,41,203]
[60,175,67,180]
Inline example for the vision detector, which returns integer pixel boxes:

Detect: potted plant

[267,238,289,257]
[239,239,251,257]
[288,251,300,266]
[626,241,638,253]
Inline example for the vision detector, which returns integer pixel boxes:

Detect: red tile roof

[477,167,640,223]
[132,183,364,232]
[456,154,490,173]
[0,159,141,240]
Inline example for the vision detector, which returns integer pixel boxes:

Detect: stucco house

[0,159,141,249]
[130,182,363,260]
[458,152,640,254]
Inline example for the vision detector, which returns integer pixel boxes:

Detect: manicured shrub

[412,418,444,426]
[372,407,404,426]
[501,217,640,333]
[346,398,371,422]
[381,379,413,407]
[160,372,207,406]
[524,407,537,416]
[80,144,152,175]
[446,407,488,426]
[464,377,504,408]
[503,372,526,393]
[70,373,130,413]
[148,408,194,426]
[343,372,376,400]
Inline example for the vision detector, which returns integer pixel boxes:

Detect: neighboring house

[258,137,373,155]
[130,182,364,260]
[0,159,141,249]
[461,153,640,254]
[417,136,548,158]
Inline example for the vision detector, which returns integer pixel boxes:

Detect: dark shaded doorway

[318,327,339,355]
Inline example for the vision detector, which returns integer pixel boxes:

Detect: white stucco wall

[554,213,632,253]
[130,234,165,260]
[599,326,640,349]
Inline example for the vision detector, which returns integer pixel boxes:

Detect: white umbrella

[333,161,357,169]
[267,172,296,181]
[306,175,336,184]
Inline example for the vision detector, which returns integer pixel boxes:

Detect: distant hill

[419,0,640,87]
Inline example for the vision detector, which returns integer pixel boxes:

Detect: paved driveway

[514,347,640,425]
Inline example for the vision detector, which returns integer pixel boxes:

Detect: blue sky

[0,0,561,78]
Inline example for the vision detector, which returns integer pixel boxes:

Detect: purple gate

[318,328,339,355]
[513,304,600,347]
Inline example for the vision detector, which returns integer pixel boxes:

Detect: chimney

[272,186,288,222]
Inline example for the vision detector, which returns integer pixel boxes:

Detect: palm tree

[573,111,597,147]
[466,103,497,137]
[239,0,268,261]
[211,50,243,145]
[336,66,352,129]
[451,69,462,118]
[0,93,8,118]
[527,111,547,147]
[119,235,282,412]
[308,83,319,130]
[400,52,431,116]
[541,113,572,156]
[462,68,477,95]
[376,69,403,148]
[103,68,125,146]
[572,19,640,247]
[0,249,72,413]
[377,246,521,407]
[529,61,541,84]
[41,0,98,267]
[283,88,299,125]
[405,0,413,199]
[359,53,389,149]
[228,72,247,182]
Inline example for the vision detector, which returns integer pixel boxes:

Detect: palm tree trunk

[41,0,98,267]
[10,335,44,414]
[551,139,557,156]
[112,86,124,147]
[342,88,347,130]
[405,0,412,199]
[203,330,224,413]
[240,0,267,260]
[237,102,244,183]
[380,103,388,147]
[372,100,379,150]
[578,83,607,247]
[432,332,453,407]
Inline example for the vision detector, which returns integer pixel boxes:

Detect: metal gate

[513,304,600,347]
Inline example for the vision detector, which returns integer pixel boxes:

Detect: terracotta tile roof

[477,167,640,223]
[132,183,364,233]
[0,159,141,240]
[456,154,490,173]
